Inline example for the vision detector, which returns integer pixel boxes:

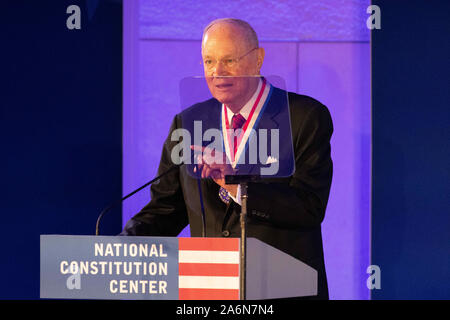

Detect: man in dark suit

[121,18,333,300]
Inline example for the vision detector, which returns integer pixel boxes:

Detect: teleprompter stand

[225,174,261,300]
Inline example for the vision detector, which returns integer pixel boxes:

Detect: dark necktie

[231,113,246,155]
[232,113,246,130]
[219,113,246,204]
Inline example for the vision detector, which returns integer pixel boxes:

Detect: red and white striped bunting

[178,238,240,300]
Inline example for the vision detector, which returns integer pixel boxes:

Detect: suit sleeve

[247,96,333,229]
[120,115,189,236]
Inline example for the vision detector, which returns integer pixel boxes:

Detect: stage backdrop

[123,0,371,300]
[1,0,122,298]
[371,0,450,300]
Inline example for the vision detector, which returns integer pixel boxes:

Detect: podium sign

[40,235,317,300]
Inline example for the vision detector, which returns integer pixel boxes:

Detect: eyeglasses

[201,48,258,71]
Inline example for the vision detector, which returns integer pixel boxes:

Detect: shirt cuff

[228,185,242,205]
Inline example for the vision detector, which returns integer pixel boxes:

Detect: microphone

[194,164,207,237]
[95,164,180,236]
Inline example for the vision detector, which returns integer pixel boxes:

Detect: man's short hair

[202,18,259,49]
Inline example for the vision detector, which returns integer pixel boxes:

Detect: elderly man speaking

[121,18,333,300]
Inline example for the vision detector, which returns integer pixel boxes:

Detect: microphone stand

[226,174,260,301]
[194,164,207,237]
[95,164,179,236]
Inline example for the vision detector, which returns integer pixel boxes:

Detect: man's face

[201,23,264,111]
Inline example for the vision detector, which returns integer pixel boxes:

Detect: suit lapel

[234,86,288,176]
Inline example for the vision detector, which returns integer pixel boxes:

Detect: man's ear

[256,47,265,71]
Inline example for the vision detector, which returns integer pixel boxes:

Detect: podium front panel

[40,235,240,300]
[41,235,316,300]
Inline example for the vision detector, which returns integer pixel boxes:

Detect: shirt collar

[225,78,263,123]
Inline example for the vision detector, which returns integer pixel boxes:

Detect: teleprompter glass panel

[172,75,294,180]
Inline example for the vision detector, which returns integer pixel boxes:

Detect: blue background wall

[0,0,123,298]
[371,0,449,299]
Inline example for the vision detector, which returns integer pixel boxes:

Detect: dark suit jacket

[121,87,334,300]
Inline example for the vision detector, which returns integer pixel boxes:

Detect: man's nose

[213,61,228,76]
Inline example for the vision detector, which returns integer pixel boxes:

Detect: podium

[40,235,317,300]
